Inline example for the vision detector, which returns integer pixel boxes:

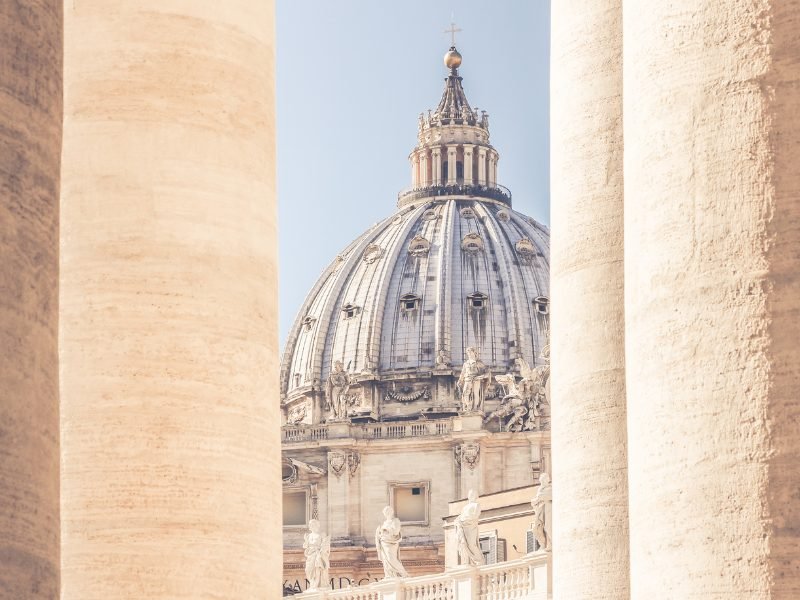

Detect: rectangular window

[389,481,430,525]
[283,490,308,527]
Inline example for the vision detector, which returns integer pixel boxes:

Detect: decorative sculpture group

[303,519,331,590]
[485,353,550,431]
[375,506,409,578]
[455,490,485,566]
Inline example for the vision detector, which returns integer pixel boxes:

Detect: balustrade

[293,554,549,600]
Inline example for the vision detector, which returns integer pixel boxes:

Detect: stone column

[0,3,62,597]
[477,148,487,185]
[60,2,281,598]
[463,144,474,184]
[447,144,458,184]
[625,2,800,597]
[432,147,442,186]
[488,152,497,187]
[420,151,429,186]
[550,2,629,599]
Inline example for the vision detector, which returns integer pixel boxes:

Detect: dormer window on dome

[302,316,317,332]
[461,232,484,253]
[400,293,421,314]
[342,303,360,319]
[408,235,431,257]
[468,292,488,311]
[534,296,550,315]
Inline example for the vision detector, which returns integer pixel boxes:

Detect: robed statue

[303,519,331,590]
[455,489,485,566]
[531,473,552,552]
[375,506,409,578]
[457,347,489,413]
[325,360,351,420]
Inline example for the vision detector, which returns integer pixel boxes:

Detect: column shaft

[551,1,629,599]
[625,1,800,597]
[464,145,474,184]
[0,2,62,597]
[60,2,281,597]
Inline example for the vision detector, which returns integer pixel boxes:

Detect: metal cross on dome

[444,21,462,46]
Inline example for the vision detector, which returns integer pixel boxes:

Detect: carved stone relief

[455,443,481,471]
[384,385,431,403]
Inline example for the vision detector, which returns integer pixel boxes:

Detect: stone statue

[460,104,472,122]
[325,360,351,420]
[375,506,409,578]
[486,371,528,431]
[303,519,331,590]
[457,347,489,413]
[455,489,484,566]
[531,473,552,552]
[435,349,450,368]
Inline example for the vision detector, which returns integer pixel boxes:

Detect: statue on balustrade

[457,346,489,413]
[325,360,351,420]
[531,473,552,552]
[303,519,331,590]
[455,489,485,566]
[375,506,409,578]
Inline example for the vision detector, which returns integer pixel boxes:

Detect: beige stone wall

[550,1,630,599]
[624,1,800,597]
[60,2,280,598]
[0,2,62,597]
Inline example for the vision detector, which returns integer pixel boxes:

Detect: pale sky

[276,0,550,343]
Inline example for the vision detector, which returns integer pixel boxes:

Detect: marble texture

[60,2,280,597]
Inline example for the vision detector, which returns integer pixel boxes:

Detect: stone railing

[282,420,452,443]
[396,183,512,208]
[295,553,550,600]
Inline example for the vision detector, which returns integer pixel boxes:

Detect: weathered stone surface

[550,1,630,598]
[60,2,280,597]
[0,1,62,597]
[625,1,800,597]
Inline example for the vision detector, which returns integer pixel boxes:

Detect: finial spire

[444,21,462,47]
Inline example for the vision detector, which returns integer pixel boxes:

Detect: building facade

[280,46,551,592]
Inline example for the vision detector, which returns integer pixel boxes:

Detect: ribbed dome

[280,197,549,420]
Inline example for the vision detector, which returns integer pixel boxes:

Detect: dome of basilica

[280,48,550,427]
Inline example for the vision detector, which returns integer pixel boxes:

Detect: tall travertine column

[625,1,800,597]
[60,2,281,598]
[550,1,629,599]
[0,2,62,597]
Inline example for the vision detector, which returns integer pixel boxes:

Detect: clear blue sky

[277,1,550,343]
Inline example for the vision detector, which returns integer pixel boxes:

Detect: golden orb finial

[444,47,462,70]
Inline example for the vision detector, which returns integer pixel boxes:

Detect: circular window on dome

[422,208,438,221]
[460,207,477,219]
[461,233,484,254]
[362,243,384,264]
[496,209,510,222]
[392,214,405,225]
[408,235,430,257]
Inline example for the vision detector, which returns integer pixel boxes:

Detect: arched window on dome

[467,291,488,311]
[533,296,549,315]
